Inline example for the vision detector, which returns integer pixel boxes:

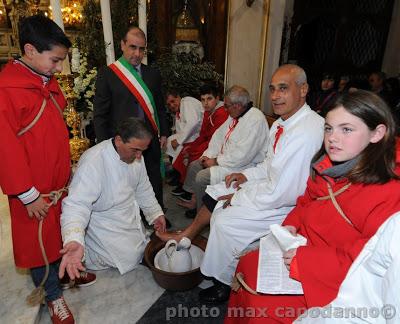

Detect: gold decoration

[175,0,199,42]
[61,0,82,27]
[58,74,90,165]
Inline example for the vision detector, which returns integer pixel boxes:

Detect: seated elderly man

[59,118,166,280]
[157,64,324,303]
[178,85,270,217]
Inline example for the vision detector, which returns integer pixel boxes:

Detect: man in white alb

[59,118,166,279]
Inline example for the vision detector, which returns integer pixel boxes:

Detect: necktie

[273,125,284,153]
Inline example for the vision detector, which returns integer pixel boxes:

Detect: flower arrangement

[72,50,97,113]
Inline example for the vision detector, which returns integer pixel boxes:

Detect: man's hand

[171,139,179,150]
[153,215,166,233]
[225,173,247,188]
[218,193,234,209]
[283,225,297,236]
[201,157,217,168]
[59,241,85,280]
[283,248,297,271]
[160,136,167,150]
[26,197,50,220]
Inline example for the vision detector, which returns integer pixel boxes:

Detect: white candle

[99,0,115,64]
[50,0,71,74]
[138,0,147,64]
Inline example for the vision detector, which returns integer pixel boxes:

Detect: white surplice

[61,139,163,274]
[202,107,270,185]
[200,104,325,285]
[166,96,203,162]
[295,212,400,324]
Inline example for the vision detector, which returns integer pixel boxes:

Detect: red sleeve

[0,92,33,194]
[210,108,229,134]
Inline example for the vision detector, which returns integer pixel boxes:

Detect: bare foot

[155,230,184,242]
[176,200,196,209]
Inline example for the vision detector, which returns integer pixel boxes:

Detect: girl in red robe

[225,90,400,323]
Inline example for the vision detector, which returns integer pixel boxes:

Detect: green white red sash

[109,57,160,134]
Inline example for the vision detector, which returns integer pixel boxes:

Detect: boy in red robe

[172,85,228,208]
[0,15,94,324]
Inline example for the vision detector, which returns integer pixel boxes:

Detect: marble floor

[0,183,213,324]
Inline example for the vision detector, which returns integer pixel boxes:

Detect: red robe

[0,60,70,268]
[225,153,400,323]
[173,104,228,182]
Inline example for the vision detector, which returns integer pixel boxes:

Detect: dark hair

[19,15,71,54]
[122,26,146,42]
[199,84,219,98]
[115,117,153,143]
[165,89,181,99]
[312,90,398,184]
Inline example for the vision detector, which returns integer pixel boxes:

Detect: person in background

[93,26,168,216]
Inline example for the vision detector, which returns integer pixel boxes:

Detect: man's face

[321,78,334,91]
[121,31,146,67]
[166,95,181,113]
[368,74,383,92]
[269,68,308,120]
[26,44,68,76]
[115,136,150,164]
[201,93,219,112]
[224,97,242,118]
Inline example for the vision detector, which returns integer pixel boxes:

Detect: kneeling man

[59,118,166,279]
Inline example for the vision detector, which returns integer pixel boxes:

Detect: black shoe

[171,185,185,196]
[199,281,231,304]
[185,208,197,219]
[178,191,192,202]
[167,177,180,186]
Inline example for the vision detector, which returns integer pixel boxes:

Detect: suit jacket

[93,63,167,207]
[93,63,168,141]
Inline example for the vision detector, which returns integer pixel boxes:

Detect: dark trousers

[143,136,164,209]
[30,260,62,302]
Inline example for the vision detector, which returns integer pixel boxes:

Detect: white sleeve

[202,119,229,158]
[134,159,164,224]
[61,161,102,247]
[175,100,202,145]
[216,116,269,169]
[231,130,322,211]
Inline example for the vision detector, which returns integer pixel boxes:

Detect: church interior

[0,0,400,323]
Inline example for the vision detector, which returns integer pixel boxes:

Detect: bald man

[157,64,325,303]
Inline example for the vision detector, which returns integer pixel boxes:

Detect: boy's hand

[26,197,49,220]
[59,241,85,280]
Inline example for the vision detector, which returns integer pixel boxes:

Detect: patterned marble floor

[0,183,212,324]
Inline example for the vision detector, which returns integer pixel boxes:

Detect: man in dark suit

[93,26,168,212]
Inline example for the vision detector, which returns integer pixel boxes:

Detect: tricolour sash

[109,57,160,135]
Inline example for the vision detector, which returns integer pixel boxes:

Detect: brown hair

[312,90,398,184]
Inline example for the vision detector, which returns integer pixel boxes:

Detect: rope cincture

[26,188,68,306]
[231,182,352,295]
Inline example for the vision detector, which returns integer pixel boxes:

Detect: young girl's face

[324,106,382,162]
